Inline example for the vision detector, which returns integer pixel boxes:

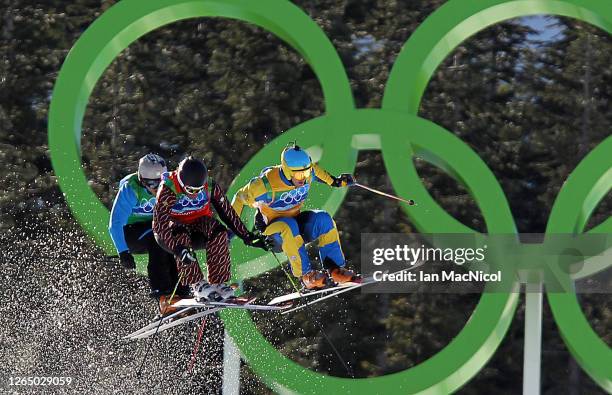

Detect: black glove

[244,232,274,251]
[119,251,136,269]
[174,246,197,266]
[332,173,356,187]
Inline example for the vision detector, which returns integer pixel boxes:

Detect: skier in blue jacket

[109,154,186,314]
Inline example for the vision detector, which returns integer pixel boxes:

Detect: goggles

[183,184,205,195]
[291,167,312,181]
[141,178,161,190]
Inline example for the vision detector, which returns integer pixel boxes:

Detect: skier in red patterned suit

[153,156,270,302]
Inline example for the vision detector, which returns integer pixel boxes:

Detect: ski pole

[165,271,184,313]
[354,183,416,206]
[136,271,185,378]
[270,251,355,378]
[186,316,208,374]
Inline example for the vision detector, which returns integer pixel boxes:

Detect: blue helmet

[281,144,312,180]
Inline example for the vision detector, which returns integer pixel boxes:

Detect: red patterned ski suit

[153,174,250,286]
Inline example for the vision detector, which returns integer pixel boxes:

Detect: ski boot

[301,270,334,290]
[328,267,360,284]
[192,281,236,302]
[323,258,361,284]
[158,294,183,316]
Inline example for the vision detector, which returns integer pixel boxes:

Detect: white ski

[127,298,291,340]
[126,298,254,340]
[281,266,422,315]
[129,307,223,340]
[268,279,367,305]
[123,306,197,339]
[173,298,291,311]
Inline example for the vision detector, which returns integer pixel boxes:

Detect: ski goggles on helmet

[291,167,312,181]
[141,178,161,190]
[183,184,205,195]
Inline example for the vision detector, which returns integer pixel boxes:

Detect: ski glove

[174,246,197,267]
[332,173,356,187]
[119,251,136,269]
[244,232,274,251]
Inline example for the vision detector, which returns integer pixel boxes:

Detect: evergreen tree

[0,2,609,393]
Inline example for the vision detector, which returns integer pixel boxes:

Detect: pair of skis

[125,279,369,340]
[124,298,290,340]
[126,267,415,340]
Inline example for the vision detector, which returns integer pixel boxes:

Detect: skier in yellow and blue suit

[231,144,359,289]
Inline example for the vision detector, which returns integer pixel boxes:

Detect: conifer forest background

[0,0,610,394]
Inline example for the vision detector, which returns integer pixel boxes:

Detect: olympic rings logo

[139,197,156,213]
[48,0,612,393]
[278,184,310,206]
[177,191,207,208]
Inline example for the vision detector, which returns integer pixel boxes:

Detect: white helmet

[138,153,167,184]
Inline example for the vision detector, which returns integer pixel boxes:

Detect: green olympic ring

[48,0,611,393]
